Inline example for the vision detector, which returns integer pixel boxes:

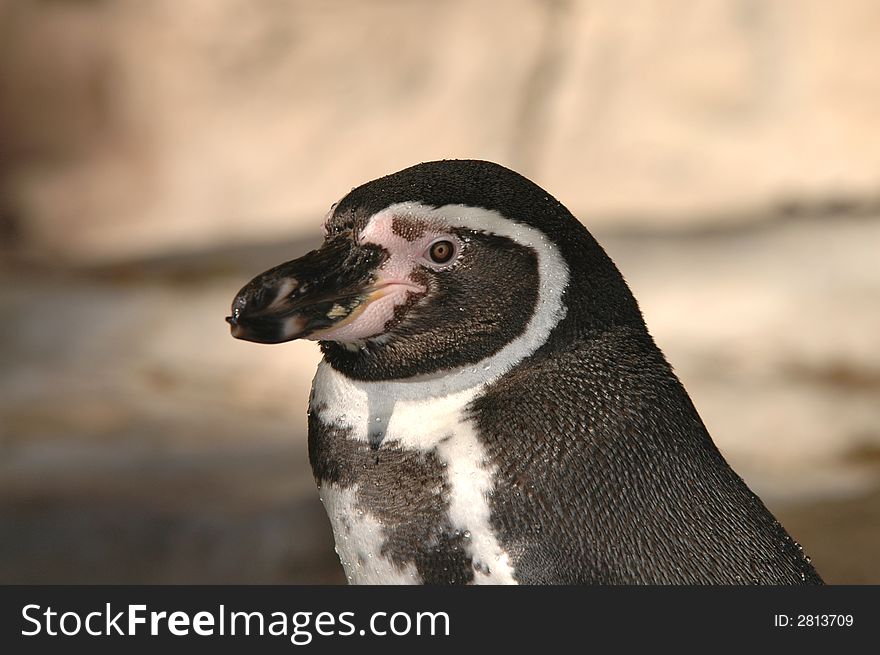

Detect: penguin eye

[425,238,458,267]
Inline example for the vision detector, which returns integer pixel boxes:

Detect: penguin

[227,159,823,585]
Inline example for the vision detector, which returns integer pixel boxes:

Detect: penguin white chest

[309,362,517,585]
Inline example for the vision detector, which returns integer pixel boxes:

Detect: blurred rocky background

[1,0,878,583]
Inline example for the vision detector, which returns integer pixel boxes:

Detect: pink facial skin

[308,210,457,342]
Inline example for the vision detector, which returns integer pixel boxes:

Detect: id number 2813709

[773,614,854,628]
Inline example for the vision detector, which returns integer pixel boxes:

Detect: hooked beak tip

[226,317,248,340]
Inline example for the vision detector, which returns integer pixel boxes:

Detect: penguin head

[228,160,644,380]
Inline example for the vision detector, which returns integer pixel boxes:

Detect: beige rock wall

[2,0,879,262]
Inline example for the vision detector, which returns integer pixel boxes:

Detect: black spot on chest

[308,407,474,584]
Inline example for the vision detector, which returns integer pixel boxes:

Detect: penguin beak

[226,235,386,344]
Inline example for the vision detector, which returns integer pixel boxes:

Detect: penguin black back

[473,330,821,583]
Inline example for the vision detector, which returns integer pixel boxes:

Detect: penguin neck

[311,310,570,451]
[311,232,568,449]
[311,360,481,450]
[317,295,569,402]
